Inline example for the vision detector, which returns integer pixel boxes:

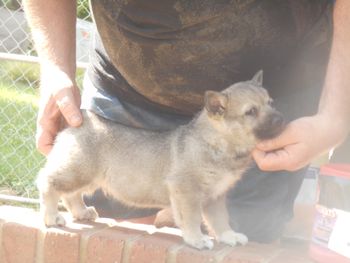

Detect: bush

[0,61,40,89]
[0,0,21,10]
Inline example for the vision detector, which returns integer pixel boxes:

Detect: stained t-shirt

[87,0,331,117]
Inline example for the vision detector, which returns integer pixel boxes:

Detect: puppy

[37,70,285,250]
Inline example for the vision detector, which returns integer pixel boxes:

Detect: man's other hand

[253,114,348,171]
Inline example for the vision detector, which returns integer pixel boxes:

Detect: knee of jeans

[228,209,287,243]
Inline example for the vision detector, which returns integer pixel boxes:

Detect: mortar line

[79,226,111,263]
[121,234,146,263]
[166,243,185,263]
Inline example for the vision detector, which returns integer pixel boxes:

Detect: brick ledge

[0,206,313,263]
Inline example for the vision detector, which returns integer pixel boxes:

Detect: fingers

[253,144,310,172]
[253,122,307,171]
[36,86,82,156]
[36,128,56,156]
[256,124,298,152]
[54,88,82,127]
[36,107,62,156]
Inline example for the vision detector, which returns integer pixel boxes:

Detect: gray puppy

[37,71,285,250]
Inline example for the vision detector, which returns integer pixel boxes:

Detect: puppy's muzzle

[254,111,286,140]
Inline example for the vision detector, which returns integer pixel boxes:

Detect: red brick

[129,232,183,263]
[85,226,145,263]
[0,207,314,263]
[0,222,38,263]
[269,250,314,263]
[39,212,119,263]
[269,240,313,263]
[221,243,282,263]
[0,217,4,261]
[175,243,228,263]
[127,215,157,225]
[43,228,80,263]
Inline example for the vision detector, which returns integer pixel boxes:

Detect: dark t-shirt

[88,0,331,116]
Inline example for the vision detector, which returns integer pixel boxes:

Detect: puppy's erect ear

[251,70,263,86]
[204,91,228,116]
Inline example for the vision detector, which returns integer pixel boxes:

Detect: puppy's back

[42,110,174,206]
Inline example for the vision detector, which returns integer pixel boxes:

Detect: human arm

[253,0,350,171]
[23,0,82,155]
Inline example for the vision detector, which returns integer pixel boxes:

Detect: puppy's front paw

[44,213,66,227]
[218,230,248,246]
[184,235,214,250]
[74,207,99,221]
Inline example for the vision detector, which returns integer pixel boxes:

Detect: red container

[309,164,350,263]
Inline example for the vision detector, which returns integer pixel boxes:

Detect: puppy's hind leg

[37,171,66,227]
[61,192,98,222]
[37,165,92,227]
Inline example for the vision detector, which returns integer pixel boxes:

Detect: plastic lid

[320,164,350,179]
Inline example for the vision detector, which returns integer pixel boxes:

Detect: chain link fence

[0,0,92,200]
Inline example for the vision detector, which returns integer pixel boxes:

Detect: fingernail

[70,114,82,125]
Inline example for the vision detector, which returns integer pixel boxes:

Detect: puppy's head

[204,70,285,144]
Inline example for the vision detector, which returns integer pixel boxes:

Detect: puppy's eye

[245,106,258,117]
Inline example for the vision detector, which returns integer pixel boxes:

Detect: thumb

[54,88,82,127]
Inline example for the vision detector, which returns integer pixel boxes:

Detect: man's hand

[36,69,82,155]
[253,114,348,171]
[23,0,80,155]
[254,0,350,172]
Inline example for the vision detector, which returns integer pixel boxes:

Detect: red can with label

[309,164,350,263]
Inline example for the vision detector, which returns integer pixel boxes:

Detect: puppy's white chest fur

[200,168,240,200]
[212,174,238,199]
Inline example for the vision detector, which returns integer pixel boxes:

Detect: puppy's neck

[191,111,255,155]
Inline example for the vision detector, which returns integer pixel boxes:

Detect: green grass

[0,61,43,198]
[0,61,85,198]
[0,78,44,198]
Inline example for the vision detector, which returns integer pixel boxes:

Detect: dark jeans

[227,165,307,242]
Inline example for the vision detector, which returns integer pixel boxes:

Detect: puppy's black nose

[270,112,284,128]
[254,111,286,140]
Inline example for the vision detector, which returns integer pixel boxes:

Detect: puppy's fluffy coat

[37,71,285,250]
